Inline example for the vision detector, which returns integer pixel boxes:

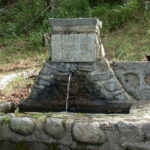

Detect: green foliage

[90,0,144,31]
[27,30,44,51]
[0,0,145,37]
[104,20,150,60]
[0,0,46,38]
[52,0,90,18]
[0,0,149,63]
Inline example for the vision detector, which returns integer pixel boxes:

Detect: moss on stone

[15,141,26,150]
[47,143,59,150]
[61,118,67,129]
[2,116,10,124]
[16,112,45,118]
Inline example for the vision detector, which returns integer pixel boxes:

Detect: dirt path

[0,69,39,104]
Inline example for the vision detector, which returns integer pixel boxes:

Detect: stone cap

[49,18,102,27]
[49,18,102,32]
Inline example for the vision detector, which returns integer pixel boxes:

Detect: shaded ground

[0,76,35,104]
[0,58,43,74]
[0,84,31,104]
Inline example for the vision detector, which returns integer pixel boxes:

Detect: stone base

[19,99,131,113]
[19,58,133,113]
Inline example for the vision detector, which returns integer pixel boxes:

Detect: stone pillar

[49,18,103,62]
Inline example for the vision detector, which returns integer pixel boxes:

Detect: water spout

[65,72,72,112]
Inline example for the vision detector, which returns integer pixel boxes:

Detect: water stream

[65,72,72,112]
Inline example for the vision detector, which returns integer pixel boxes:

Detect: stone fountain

[19,18,132,113]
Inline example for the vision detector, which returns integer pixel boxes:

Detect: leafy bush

[90,0,143,31]
[50,0,90,18]
[0,0,46,38]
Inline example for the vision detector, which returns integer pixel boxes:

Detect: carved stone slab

[51,33,100,62]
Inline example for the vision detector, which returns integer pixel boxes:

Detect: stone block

[51,33,100,62]
[9,117,35,136]
[51,25,100,33]
[117,121,143,143]
[72,121,106,144]
[0,102,14,113]
[44,118,66,139]
[112,61,150,100]
[144,73,150,85]
[49,18,102,29]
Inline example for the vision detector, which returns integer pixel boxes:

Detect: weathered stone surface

[34,84,45,90]
[36,79,50,86]
[72,121,106,144]
[51,33,99,62]
[144,73,150,85]
[52,25,100,33]
[117,121,144,143]
[112,61,150,100]
[104,82,120,92]
[44,118,66,139]
[142,122,150,139]
[20,59,132,113]
[122,142,150,150]
[39,74,53,81]
[20,18,132,113]
[140,89,150,100]
[48,19,102,63]
[0,102,14,113]
[124,73,140,87]
[9,117,35,135]
[2,102,150,150]
[115,92,130,101]
[59,133,73,146]
[77,63,94,72]
[88,71,114,81]
[40,64,53,75]
[49,18,102,27]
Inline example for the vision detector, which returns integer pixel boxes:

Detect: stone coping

[49,18,102,27]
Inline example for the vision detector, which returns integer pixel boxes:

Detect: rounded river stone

[72,121,106,144]
[9,117,35,136]
[44,118,66,139]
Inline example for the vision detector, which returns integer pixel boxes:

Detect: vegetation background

[0,0,150,69]
[0,0,149,104]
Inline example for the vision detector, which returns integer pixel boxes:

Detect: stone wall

[0,111,150,150]
[112,61,150,100]
[19,58,132,113]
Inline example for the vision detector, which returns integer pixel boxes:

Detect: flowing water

[65,72,72,112]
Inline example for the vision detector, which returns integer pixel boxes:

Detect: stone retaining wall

[112,61,150,100]
[0,112,150,150]
[20,58,132,113]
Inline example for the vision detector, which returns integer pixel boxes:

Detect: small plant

[15,141,26,150]
[2,117,10,124]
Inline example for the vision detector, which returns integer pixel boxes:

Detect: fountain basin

[1,100,150,150]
